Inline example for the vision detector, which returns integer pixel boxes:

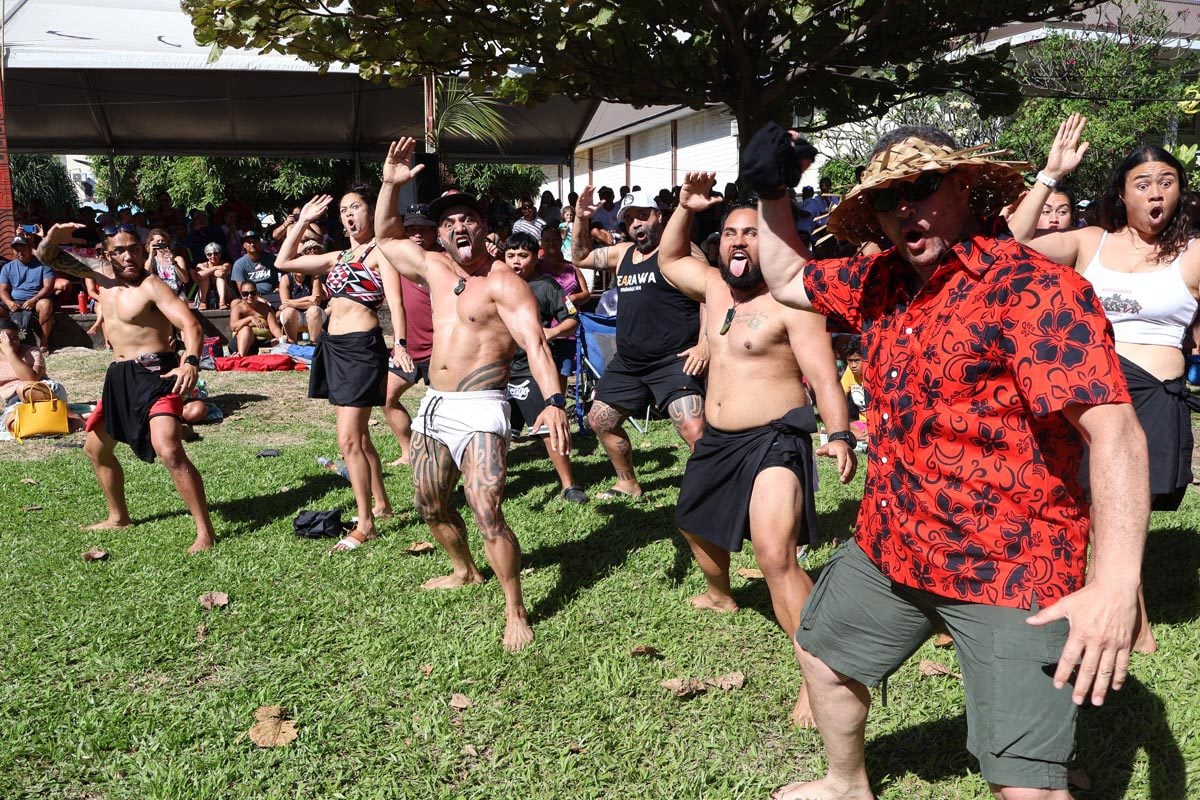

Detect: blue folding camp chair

[573,289,649,434]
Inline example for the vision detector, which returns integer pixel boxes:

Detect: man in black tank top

[571,188,708,499]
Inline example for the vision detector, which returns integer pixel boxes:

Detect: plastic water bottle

[316,456,349,479]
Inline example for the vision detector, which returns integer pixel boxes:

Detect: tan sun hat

[826,138,1032,245]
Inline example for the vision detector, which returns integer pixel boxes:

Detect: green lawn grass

[0,349,1196,799]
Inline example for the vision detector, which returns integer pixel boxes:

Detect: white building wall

[675,107,740,190]
[628,125,672,194]
[589,139,625,194]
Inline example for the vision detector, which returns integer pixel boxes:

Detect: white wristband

[1036,171,1058,189]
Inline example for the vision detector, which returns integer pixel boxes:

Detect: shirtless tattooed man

[373,139,571,652]
[659,172,857,725]
[38,225,216,553]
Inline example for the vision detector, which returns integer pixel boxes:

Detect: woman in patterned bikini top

[275,186,405,552]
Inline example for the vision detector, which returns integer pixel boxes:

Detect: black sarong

[308,328,387,407]
[100,352,179,463]
[676,406,819,552]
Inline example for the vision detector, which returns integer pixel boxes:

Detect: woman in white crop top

[1011,114,1200,653]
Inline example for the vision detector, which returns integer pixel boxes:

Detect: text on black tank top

[615,247,700,368]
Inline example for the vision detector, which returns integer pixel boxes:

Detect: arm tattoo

[36,242,101,281]
[592,247,608,273]
[456,360,510,391]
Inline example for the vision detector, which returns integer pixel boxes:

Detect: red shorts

[85,393,184,434]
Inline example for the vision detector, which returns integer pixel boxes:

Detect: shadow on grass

[210,392,270,415]
[135,471,345,538]
[522,499,680,624]
[504,443,679,498]
[861,677,1182,799]
[1143,526,1199,625]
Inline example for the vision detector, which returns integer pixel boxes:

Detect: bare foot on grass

[689,592,738,613]
[85,518,132,531]
[503,612,534,652]
[188,534,215,554]
[1133,627,1158,654]
[388,455,410,467]
[771,778,874,800]
[373,507,394,521]
[422,571,485,590]
[790,682,815,728]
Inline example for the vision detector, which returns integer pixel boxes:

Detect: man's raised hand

[44,223,87,247]
[382,138,425,186]
[679,172,723,213]
[575,186,598,220]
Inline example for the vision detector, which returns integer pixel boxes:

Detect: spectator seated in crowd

[145,228,192,302]
[229,281,283,355]
[1,232,56,347]
[0,315,74,437]
[193,242,232,310]
[278,239,329,343]
[232,230,281,308]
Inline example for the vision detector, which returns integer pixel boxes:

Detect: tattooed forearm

[456,360,510,391]
[36,242,101,281]
[572,224,593,265]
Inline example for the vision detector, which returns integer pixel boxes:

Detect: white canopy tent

[0,0,600,163]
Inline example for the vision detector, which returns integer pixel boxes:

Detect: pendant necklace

[719,290,759,335]
[454,277,467,295]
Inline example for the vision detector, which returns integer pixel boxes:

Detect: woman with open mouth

[1010,113,1200,654]
[276,187,403,551]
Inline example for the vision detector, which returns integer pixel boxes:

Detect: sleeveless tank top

[1081,231,1197,347]
[614,246,700,368]
[325,244,383,310]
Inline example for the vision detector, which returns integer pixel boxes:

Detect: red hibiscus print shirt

[803,220,1130,609]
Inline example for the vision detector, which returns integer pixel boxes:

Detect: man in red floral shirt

[746,124,1150,800]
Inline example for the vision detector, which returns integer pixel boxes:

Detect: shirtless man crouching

[38,225,216,553]
[373,139,570,651]
[658,172,857,724]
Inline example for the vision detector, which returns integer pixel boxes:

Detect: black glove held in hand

[741,122,816,200]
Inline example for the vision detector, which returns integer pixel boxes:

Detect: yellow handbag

[9,383,69,440]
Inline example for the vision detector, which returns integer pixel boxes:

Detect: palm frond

[433,78,511,152]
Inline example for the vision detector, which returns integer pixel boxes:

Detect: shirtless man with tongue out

[372,138,570,652]
[658,172,856,726]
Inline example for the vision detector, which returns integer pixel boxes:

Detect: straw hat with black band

[826,139,1032,246]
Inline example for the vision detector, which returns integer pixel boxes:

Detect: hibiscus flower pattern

[802,219,1129,609]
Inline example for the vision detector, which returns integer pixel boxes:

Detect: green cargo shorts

[794,540,1076,790]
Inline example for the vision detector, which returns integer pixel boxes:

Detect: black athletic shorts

[506,374,548,433]
[594,354,703,414]
[389,357,431,386]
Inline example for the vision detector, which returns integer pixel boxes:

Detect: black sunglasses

[241,290,258,297]
[866,172,946,213]
[102,223,137,236]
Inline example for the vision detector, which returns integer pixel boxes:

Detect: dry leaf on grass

[198,591,229,610]
[82,547,109,562]
[248,705,298,748]
[20,505,42,512]
[449,693,473,711]
[706,671,746,691]
[736,568,764,580]
[196,624,209,642]
[933,633,954,648]
[520,566,535,576]
[462,744,478,757]
[630,645,659,658]
[660,678,708,698]
[567,743,586,754]
[918,659,961,680]
[406,541,436,555]
[419,663,433,676]
[20,478,37,485]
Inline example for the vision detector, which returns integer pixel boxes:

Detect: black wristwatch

[183,355,200,368]
[544,393,566,409]
[395,338,407,348]
[827,430,857,447]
